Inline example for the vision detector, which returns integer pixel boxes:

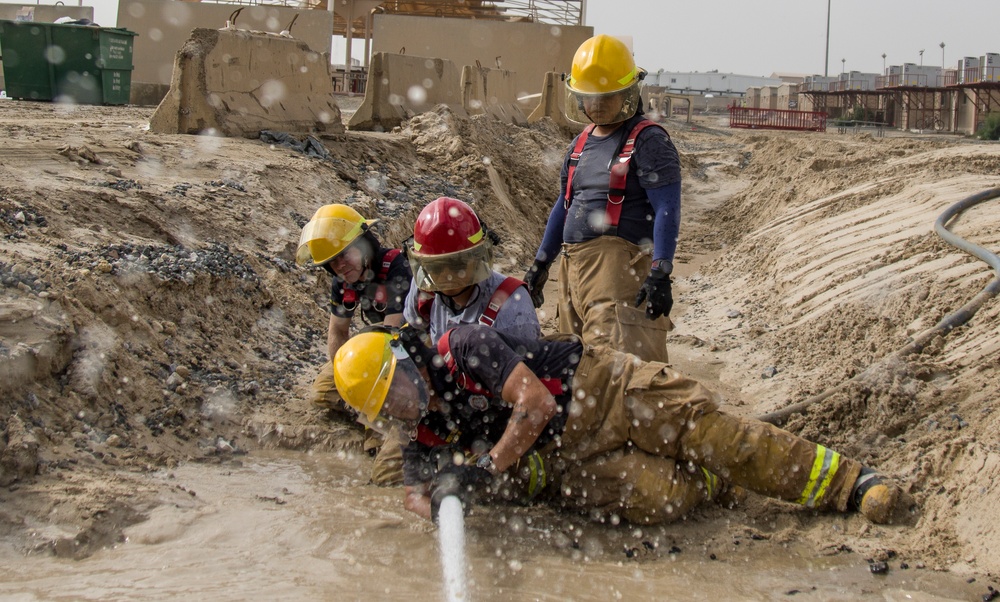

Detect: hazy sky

[75,0,998,77]
[585,0,999,76]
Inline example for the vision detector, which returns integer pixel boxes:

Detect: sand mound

[2,101,999,577]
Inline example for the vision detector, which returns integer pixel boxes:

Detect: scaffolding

[801,76,1000,134]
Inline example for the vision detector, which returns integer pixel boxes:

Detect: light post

[841,58,846,74]
[882,53,887,74]
[919,49,924,66]
[940,42,945,66]
[824,0,831,77]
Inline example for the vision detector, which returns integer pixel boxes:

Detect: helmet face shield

[564,78,642,126]
[408,239,494,292]
[295,215,366,267]
[367,346,429,441]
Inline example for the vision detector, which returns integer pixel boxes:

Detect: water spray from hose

[438,495,470,602]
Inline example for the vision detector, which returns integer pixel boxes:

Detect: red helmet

[408,197,493,291]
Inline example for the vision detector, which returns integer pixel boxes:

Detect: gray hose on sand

[760,188,1000,426]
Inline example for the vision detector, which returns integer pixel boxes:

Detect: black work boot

[850,467,903,524]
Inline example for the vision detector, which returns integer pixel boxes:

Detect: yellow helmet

[564,35,645,126]
[333,331,396,421]
[567,34,637,95]
[295,204,372,267]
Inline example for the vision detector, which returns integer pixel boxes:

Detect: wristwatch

[476,453,498,476]
[651,258,674,275]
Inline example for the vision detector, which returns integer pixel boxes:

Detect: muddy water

[0,451,983,601]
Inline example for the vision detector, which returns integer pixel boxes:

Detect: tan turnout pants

[310,361,349,413]
[557,236,671,363]
[540,346,862,524]
[311,361,403,486]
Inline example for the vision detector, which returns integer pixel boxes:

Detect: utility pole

[882,53,887,74]
[919,49,924,66]
[940,42,946,66]
[824,0,831,77]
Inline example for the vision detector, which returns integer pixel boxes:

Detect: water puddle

[0,451,986,601]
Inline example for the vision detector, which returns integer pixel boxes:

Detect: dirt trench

[1,102,999,587]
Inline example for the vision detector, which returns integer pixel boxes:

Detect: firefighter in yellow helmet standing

[524,34,680,363]
[296,203,411,485]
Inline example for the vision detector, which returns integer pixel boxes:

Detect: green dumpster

[0,20,137,105]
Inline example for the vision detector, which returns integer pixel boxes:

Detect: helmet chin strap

[358,247,376,282]
[437,284,480,312]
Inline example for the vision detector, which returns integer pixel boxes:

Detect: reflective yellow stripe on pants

[797,445,841,508]
[700,467,718,499]
[525,451,547,499]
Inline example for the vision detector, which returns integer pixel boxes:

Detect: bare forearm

[328,335,348,361]
[490,363,558,473]
[490,403,554,473]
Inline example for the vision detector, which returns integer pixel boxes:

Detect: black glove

[634,265,673,320]
[523,260,550,309]
[430,463,492,523]
[396,324,433,368]
[479,219,502,246]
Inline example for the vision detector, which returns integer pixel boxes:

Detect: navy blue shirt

[533,114,683,265]
[401,325,583,486]
[329,247,410,323]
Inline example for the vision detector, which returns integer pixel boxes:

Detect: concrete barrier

[348,52,466,132]
[461,64,526,125]
[646,92,694,124]
[526,71,584,133]
[149,27,344,138]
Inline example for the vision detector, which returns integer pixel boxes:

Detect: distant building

[644,70,782,98]
[770,72,808,85]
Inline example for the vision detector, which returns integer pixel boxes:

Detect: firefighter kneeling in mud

[296,203,411,486]
[333,324,911,526]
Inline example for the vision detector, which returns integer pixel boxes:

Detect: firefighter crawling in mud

[332,321,912,527]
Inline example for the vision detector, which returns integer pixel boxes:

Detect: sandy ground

[1,97,999,593]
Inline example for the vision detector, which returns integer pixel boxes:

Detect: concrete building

[113,0,589,107]
[777,83,800,110]
[645,70,780,98]
[760,85,779,110]
[370,14,590,109]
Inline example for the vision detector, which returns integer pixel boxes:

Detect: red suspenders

[342,248,401,308]
[418,276,524,326]
[437,329,565,399]
[564,119,666,232]
[477,276,523,327]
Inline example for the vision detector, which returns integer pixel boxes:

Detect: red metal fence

[729,106,827,132]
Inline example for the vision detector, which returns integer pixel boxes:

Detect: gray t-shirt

[561,120,681,247]
[403,271,542,342]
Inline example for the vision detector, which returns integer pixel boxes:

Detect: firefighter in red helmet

[403,197,540,343]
